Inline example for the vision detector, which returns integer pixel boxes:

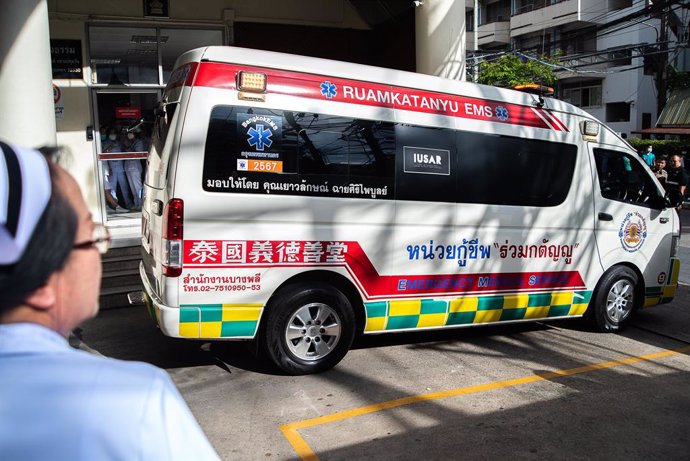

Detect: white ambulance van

[139,46,682,375]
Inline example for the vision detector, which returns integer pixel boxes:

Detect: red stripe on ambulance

[183,239,585,299]
[191,62,568,132]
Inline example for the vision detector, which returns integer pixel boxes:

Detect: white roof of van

[176,46,594,120]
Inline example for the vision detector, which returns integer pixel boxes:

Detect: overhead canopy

[631,127,690,135]
[632,89,690,136]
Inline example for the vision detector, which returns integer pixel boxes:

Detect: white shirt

[0,323,220,461]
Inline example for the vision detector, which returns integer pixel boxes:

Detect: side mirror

[665,190,684,208]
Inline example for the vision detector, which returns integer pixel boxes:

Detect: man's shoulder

[669,167,689,177]
[72,349,170,382]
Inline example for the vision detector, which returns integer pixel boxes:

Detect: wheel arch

[588,261,646,316]
[609,262,645,310]
[259,269,366,336]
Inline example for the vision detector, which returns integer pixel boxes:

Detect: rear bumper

[139,262,185,338]
[139,262,260,340]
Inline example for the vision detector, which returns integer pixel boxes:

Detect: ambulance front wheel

[263,283,355,375]
[588,266,639,332]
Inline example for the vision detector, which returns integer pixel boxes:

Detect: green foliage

[628,138,690,157]
[477,54,557,88]
[667,66,690,92]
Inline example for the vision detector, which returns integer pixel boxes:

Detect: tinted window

[151,102,176,159]
[457,133,576,206]
[594,148,661,207]
[395,125,456,202]
[203,106,395,200]
[203,105,575,207]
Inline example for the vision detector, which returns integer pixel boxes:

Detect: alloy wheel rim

[605,279,634,323]
[285,302,342,361]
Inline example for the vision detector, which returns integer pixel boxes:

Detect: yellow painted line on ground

[280,345,690,461]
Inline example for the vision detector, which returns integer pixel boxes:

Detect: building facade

[466,0,688,139]
[20,0,459,243]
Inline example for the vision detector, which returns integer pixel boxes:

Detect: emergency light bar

[513,84,554,95]
[580,120,600,137]
[237,71,267,102]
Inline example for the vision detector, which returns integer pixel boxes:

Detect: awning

[633,89,690,136]
[631,127,690,135]
[657,89,690,126]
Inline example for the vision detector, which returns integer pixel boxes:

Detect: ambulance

[139,46,682,375]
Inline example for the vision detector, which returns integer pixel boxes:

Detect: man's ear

[24,274,58,310]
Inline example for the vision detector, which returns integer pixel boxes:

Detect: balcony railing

[513,0,569,16]
[479,15,509,26]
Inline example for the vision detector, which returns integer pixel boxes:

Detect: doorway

[93,89,160,225]
[88,24,223,227]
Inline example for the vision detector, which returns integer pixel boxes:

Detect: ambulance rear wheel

[263,283,355,375]
[588,266,638,332]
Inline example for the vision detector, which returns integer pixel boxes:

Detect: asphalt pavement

[77,255,690,460]
[678,208,690,285]
[70,208,690,460]
[79,288,690,460]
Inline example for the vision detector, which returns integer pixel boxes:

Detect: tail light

[162,198,183,277]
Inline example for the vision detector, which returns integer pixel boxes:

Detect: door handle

[152,199,164,216]
[660,217,669,224]
[598,212,613,221]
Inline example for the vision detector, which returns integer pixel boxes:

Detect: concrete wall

[0,1,55,147]
[49,15,100,218]
[416,0,466,80]
[510,0,579,38]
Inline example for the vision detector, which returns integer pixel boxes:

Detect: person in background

[652,155,668,188]
[666,154,688,216]
[124,129,145,211]
[0,141,219,461]
[102,128,134,210]
[103,167,129,213]
[642,145,655,168]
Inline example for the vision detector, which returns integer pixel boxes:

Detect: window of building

[513,33,553,57]
[89,26,223,85]
[606,102,631,122]
[608,0,632,11]
[559,27,597,55]
[481,0,510,25]
[466,11,475,32]
[609,48,632,66]
[160,28,223,82]
[513,0,568,16]
[561,84,602,108]
[514,0,536,15]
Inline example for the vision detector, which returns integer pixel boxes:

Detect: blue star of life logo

[246,124,273,151]
[320,81,337,99]
[495,106,509,121]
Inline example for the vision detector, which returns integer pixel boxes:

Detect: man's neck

[0,306,62,336]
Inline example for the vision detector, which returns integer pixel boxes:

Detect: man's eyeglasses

[73,223,111,255]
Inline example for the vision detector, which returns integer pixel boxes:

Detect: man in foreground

[0,142,219,460]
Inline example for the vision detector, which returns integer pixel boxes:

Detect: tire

[587,266,639,332]
[262,283,355,375]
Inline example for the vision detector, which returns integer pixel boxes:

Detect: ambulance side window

[151,102,176,158]
[456,133,576,207]
[593,148,661,208]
